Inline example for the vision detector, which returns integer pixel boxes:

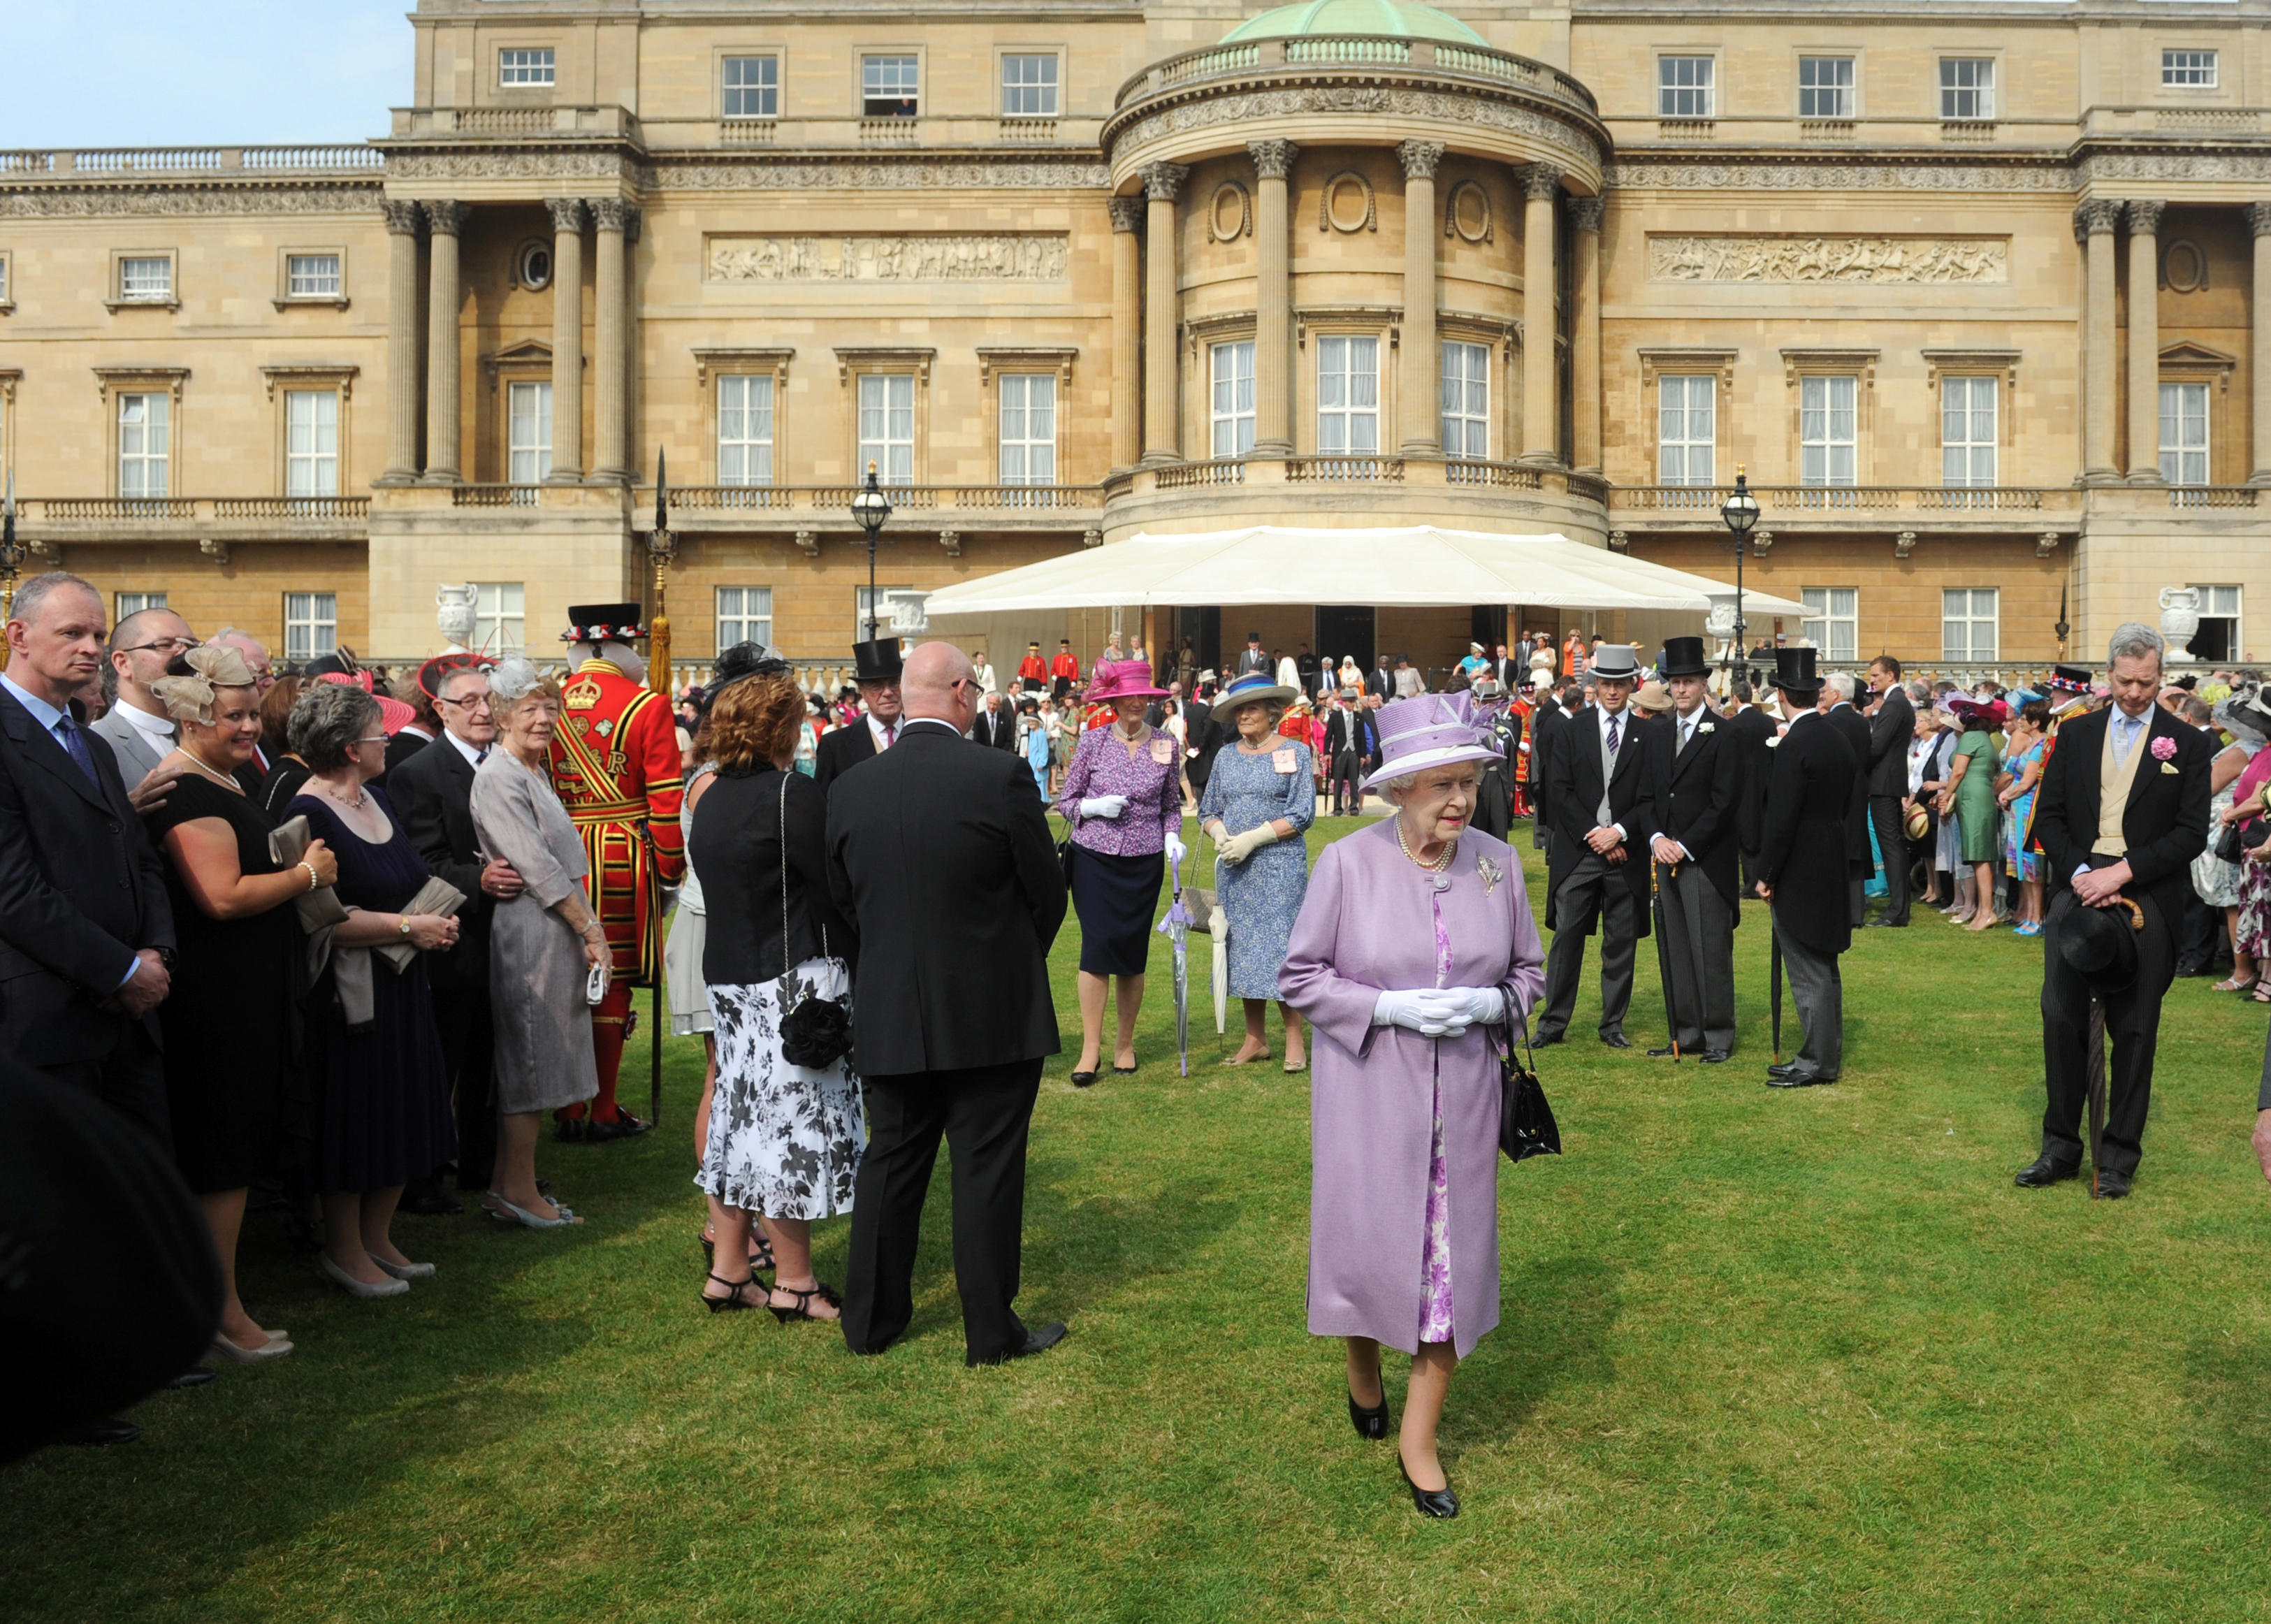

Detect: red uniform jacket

[549,658,685,983]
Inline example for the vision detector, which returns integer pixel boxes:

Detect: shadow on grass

[2177,1333,2271,1515]
[1450,1251,1623,1453]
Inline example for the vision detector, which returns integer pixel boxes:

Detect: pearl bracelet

[300,860,319,892]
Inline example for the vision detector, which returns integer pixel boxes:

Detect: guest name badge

[1151,737,1175,764]
[1272,748,1297,774]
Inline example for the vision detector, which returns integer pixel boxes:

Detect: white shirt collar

[119,697,176,741]
[900,716,960,735]
[868,712,900,746]
[446,730,487,768]
[0,670,65,732]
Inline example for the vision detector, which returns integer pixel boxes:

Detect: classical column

[2251,202,2271,484]
[588,198,630,484]
[419,200,467,485]
[2126,198,2166,484]
[1249,140,1298,457]
[545,197,586,484]
[1109,197,1144,470]
[1519,164,1563,465]
[377,201,423,485]
[1569,196,1604,475]
[1396,140,1445,457]
[1139,162,1189,466]
[2075,200,2122,484]
[623,205,642,481]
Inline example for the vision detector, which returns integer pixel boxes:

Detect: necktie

[1606,714,1622,756]
[53,714,99,785]
[2113,714,2137,765]
[1678,718,1692,755]
[883,723,897,748]
[475,748,490,766]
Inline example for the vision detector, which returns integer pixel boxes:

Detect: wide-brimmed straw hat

[1363,691,1502,790]
[1211,670,1298,720]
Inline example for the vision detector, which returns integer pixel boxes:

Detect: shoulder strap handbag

[1497,1019,1562,1164]
[774,772,856,1071]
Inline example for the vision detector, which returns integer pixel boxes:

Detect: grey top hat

[1588,643,1641,681]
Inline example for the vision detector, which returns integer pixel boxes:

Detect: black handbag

[774,774,856,1071]
[1497,1025,1561,1163]
[2216,813,2265,866]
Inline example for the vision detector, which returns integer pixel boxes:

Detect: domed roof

[1220,0,1488,46]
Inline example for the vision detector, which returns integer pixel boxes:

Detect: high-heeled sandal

[699,1231,776,1273]
[702,1273,763,1314]
[1347,1386,1390,1440]
[767,1281,844,1324]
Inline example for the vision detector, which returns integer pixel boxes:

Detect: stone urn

[2158,586,2201,663]
[436,583,478,652]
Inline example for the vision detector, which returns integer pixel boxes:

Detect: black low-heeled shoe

[1070,1070,1100,1088]
[1398,1455,1460,1518]
[1347,1388,1390,1440]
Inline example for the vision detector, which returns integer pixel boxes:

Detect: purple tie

[1606,713,1621,756]
[53,714,100,785]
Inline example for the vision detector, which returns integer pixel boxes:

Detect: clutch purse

[1497,1025,1562,1163]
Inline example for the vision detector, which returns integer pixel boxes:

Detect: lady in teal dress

[1198,672,1316,1069]
[1996,699,2049,936]
[1938,698,2006,931]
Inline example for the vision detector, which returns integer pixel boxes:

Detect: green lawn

[8,816,2271,1623]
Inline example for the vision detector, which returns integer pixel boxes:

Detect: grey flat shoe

[319,1254,409,1298]
[372,1257,436,1280]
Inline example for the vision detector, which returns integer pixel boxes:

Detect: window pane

[508,381,553,483]
[500,48,555,86]
[1002,54,1059,117]
[858,372,917,483]
[864,55,918,114]
[723,56,779,118]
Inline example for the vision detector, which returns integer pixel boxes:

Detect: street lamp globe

[850,461,892,538]
[1719,470,1760,537]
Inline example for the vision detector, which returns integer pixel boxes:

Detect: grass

[8,815,2271,1623]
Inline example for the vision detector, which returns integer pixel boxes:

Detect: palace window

[1657,375,1715,486]
[1442,341,1490,459]
[1939,58,1994,121]
[999,374,1057,485]
[1799,375,1858,486]
[0,254,10,305]
[718,586,774,651]
[1942,588,1998,663]
[1001,54,1059,117]
[857,372,916,484]
[862,55,919,117]
[117,393,168,498]
[1316,335,1379,456]
[286,254,341,298]
[2192,585,2242,662]
[1798,56,1854,119]
[1658,56,1714,119]
[2163,50,2217,88]
[855,586,928,642]
[724,56,780,119]
[1211,341,1255,458]
[116,591,168,619]
[1801,588,1859,664]
[474,582,524,655]
[119,256,172,303]
[284,592,338,663]
[718,374,775,486]
[284,390,339,497]
[507,381,553,484]
[1940,376,1997,487]
[2160,382,2210,486]
[500,48,554,87]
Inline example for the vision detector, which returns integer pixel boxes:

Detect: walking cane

[1650,857,1679,1061]
[2085,1001,2107,1199]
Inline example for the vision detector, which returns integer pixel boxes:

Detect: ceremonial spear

[646,452,672,1128]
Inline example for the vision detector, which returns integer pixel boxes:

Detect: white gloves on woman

[1079,795,1128,820]
[1165,832,1187,864]
[1219,823,1280,866]
[1370,987,1506,1036]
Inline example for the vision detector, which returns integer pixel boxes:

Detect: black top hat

[1659,635,1711,679]
[562,602,646,644]
[2058,898,2143,994]
[1771,646,1822,697]
[852,638,904,683]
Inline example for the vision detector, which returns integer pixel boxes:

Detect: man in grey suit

[91,604,196,808]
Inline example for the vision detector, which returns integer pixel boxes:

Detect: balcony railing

[0,145,379,175]
[1609,484,2086,517]
[2170,486,2261,508]
[452,485,539,508]
[12,495,371,537]
[1116,34,1597,115]
[1156,459,1248,490]
[633,484,1107,524]
[1446,461,1544,490]
[1287,457,1404,483]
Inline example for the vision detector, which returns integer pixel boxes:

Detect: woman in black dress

[143,646,338,1363]
[285,681,460,1300]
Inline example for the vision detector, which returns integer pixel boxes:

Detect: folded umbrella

[1157,853,1195,1077]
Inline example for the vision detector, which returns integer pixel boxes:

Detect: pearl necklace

[170,747,244,795]
[1395,817,1456,873]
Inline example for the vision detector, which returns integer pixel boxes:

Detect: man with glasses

[92,606,198,809]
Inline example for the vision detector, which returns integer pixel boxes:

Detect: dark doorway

[1470,605,1504,653]
[1176,606,1221,674]
[1315,606,1375,674]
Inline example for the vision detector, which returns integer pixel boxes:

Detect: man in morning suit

[2019,622,2213,1198]
[812,637,906,797]
[389,656,524,1196]
[1537,644,1657,1049]
[1527,680,1574,851]
[971,688,1017,751]
[1235,632,1272,679]
[1862,655,1916,926]
[1821,673,1875,928]
[1646,637,1743,1062]
[827,642,1070,1365]
[1725,680,1778,889]
[0,572,184,1445]
[1755,648,1859,1087]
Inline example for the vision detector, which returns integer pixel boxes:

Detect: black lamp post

[1718,467,1760,683]
[849,460,893,642]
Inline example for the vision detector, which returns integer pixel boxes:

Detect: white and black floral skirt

[697,959,864,1219]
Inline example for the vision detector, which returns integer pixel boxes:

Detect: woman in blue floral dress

[1199,672,1316,1068]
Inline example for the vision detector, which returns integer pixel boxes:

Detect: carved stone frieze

[648,157,1112,191]
[0,182,383,218]
[2079,152,2271,185]
[1115,87,1600,173]
[1609,159,2072,192]
[388,150,634,182]
[708,234,1068,282]
[1650,235,2007,284]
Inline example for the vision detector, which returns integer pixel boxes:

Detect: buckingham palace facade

[5,0,2271,677]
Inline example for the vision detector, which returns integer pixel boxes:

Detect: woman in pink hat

[1057,660,1187,1087]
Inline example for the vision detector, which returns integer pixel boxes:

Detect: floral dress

[1419,886,1456,1344]
[2002,739,2045,882]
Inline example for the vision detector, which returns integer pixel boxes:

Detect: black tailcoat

[1542,704,1657,935]
[1754,709,1859,957]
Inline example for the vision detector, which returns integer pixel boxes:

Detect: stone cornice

[1611,142,2271,194]
[0,180,383,218]
[646,152,1112,191]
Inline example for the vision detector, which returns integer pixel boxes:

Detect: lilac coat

[1280,819,1546,1359]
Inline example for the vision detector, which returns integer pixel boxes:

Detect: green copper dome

[1221,0,1488,45]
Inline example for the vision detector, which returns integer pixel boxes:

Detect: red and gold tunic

[549,658,685,985]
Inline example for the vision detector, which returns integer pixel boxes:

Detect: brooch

[1476,855,1504,897]
[2149,734,2177,762]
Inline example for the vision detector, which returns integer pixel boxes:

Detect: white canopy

[921,524,1809,618]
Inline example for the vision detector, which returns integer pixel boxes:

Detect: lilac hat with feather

[1363,690,1502,791]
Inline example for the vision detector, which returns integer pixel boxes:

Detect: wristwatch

[398,917,413,939]
[154,947,177,971]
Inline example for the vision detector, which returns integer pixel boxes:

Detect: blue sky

[3,1,414,147]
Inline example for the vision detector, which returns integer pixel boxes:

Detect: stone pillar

[1249,140,1298,457]
[1569,196,1604,475]
[623,205,643,481]
[419,200,467,485]
[2126,198,2165,484]
[545,197,586,484]
[2075,200,2122,485]
[378,201,423,485]
[589,198,630,484]
[1109,197,1144,471]
[1519,164,1563,466]
[1396,140,1445,456]
[2251,203,2271,484]
[1139,162,1189,466]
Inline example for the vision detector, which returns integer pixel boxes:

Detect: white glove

[1372,989,1468,1037]
[1165,832,1187,864]
[1220,823,1281,866]
[1078,795,1128,820]
[1442,986,1506,1027]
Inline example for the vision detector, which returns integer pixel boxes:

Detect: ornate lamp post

[849,460,893,642]
[0,473,22,673]
[1718,467,1761,685]
[646,449,674,697]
